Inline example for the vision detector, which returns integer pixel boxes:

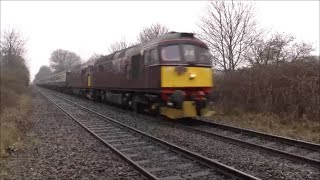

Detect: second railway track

[40,89,259,180]
[179,118,320,168]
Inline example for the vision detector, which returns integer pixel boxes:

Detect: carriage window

[161,45,181,61]
[183,45,196,62]
[149,49,159,64]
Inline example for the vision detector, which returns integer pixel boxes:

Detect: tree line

[36,1,316,80]
[34,22,170,81]
[0,29,30,109]
[196,1,319,121]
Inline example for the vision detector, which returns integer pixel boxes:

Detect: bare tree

[246,38,266,66]
[264,33,295,65]
[290,41,314,61]
[247,32,314,66]
[108,37,129,53]
[137,23,169,43]
[49,49,82,73]
[198,1,260,71]
[0,28,30,86]
[34,65,52,81]
[0,29,26,65]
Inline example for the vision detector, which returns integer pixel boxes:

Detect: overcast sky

[1,1,319,81]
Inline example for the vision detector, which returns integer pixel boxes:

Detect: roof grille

[180,32,194,38]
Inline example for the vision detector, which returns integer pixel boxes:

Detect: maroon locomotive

[37,32,214,119]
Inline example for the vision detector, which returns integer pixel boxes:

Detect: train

[36,32,214,119]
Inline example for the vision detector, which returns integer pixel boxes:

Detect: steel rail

[40,89,158,180]
[181,119,320,168]
[40,89,260,180]
[198,118,320,152]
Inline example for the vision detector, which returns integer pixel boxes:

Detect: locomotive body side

[91,45,161,92]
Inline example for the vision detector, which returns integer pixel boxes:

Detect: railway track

[40,89,259,180]
[178,119,320,168]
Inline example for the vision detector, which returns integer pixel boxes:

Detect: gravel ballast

[0,88,144,179]
[43,88,320,179]
[44,92,233,179]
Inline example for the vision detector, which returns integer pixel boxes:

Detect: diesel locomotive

[37,32,214,119]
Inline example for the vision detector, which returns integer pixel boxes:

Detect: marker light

[189,73,196,79]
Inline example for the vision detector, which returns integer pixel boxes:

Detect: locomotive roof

[95,32,205,65]
[143,31,201,46]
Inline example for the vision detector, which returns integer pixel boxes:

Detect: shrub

[213,57,320,121]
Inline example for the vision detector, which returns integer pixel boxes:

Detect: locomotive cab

[155,33,214,119]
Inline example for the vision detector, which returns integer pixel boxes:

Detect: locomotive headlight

[189,73,196,79]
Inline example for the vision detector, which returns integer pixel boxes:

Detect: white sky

[1,1,319,81]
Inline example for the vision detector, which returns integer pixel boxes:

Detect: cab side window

[144,51,150,65]
[149,49,159,65]
[144,49,158,65]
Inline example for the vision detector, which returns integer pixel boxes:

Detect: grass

[209,110,320,144]
[0,93,32,157]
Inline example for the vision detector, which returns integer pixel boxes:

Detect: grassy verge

[0,93,32,157]
[209,111,320,144]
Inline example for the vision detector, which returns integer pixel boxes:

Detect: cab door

[143,51,150,89]
[87,65,93,87]
[81,66,93,88]
[131,54,143,88]
[81,67,87,88]
[144,48,160,89]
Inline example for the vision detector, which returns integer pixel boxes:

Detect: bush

[213,57,320,121]
[0,55,30,109]
[0,58,31,157]
[0,64,31,157]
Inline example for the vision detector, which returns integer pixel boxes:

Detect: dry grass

[209,109,320,144]
[0,94,32,157]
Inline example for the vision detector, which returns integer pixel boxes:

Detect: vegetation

[198,1,319,142]
[137,23,169,44]
[107,37,131,53]
[0,29,31,157]
[211,57,320,142]
[49,49,82,73]
[34,65,52,82]
[106,22,169,55]
[198,1,261,71]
